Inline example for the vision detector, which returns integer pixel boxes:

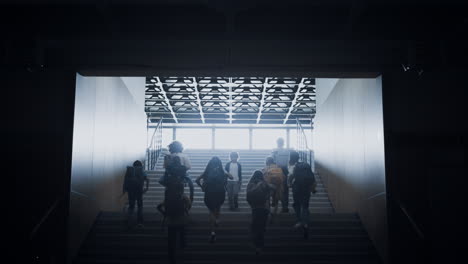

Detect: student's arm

[195,174,204,189]
[185,176,195,202]
[122,168,129,194]
[225,162,230,173]
[238,163,242,185]
[143,172,149,193]
[288,166,296,186]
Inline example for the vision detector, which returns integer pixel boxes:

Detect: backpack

[293,162,316,188]
[264,166,285,187]
[247,181,270,208]
[204,168,226,192]
[125,166,145,189]
[273,149,290,167]
[161,155,186,187]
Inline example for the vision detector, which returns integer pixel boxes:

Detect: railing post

[212,127,216,150]
[249,127,253,150]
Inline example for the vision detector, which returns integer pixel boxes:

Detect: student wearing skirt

[196,156,233,243]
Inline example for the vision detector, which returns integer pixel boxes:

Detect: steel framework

[145,77,316,125]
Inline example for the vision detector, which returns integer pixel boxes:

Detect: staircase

[74,149,382,264]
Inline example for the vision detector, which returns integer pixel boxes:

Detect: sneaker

[210,232,216,243]
[303,225,309,240]
[293,222,303,229]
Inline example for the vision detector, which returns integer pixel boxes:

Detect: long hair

[289,151,300,165]
[203,156,223,176]
[251,170,264,184]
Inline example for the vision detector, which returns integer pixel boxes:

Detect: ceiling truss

[145,77,316,125]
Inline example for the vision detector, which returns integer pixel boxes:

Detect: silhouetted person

[160,141,194,202]
[288,151,317,239]
[122,160,149,228]
[196,156,232,243]
[247,170,275,255]
[158,155,193,264]
[225,152,242,211]
[157,183,192,264]
[271,137,290,213]
[262,157,286,223]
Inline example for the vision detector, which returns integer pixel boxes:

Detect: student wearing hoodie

[122,160,149,227]
[225,152,242,211]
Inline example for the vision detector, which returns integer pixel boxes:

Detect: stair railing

[296,118,314,171]
[146,119,163,171]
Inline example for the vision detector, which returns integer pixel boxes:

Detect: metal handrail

[296,118,314,169]
[146,119,163,171]
[395,198,425,240]
[29,197,61,240]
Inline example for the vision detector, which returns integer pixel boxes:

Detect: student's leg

[167,225,177,264]
[292,189,302,225]
[179,225,186,249]
[127,191,136,222]
[301,191,311,226]
[233,182,240,208]
[226,182,234,209]
[136,190,144,224]
[281,167,289,212]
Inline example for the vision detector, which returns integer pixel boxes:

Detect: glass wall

[252,129,287,149]
[215,129,249,149]
[176,128,212,149]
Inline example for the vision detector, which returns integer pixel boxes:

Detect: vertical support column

[212,127,216,150]
[249,127,253,150]
[172,127,176,141]
[286,128,290,149]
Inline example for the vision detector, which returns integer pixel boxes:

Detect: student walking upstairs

[271,137,291,213]
[122,160,149,228]
[288,151,317,239]
[225,152,242,211]
[262,157,286,223]
[196,157,233,243]
[247,170,276,255]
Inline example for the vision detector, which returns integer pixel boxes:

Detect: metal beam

[191,77,205,123]
[283,78,306,124]
[156,77,178,123]
[256,77,269,124]
[227,77,234,124]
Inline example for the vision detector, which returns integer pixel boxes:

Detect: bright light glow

[215,129,249,149]
[176,129,212,149]
[252,129,287,149]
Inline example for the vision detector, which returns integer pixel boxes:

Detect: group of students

[122,138,317,263]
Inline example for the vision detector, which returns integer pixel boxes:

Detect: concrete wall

[68,75,146,259]
[314,77,387,261]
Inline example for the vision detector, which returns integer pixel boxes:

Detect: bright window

[176,128,212,149]
[252,129,287,149]
[215,129,249,149]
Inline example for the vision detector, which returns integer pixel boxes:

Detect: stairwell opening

[69,75,387,263]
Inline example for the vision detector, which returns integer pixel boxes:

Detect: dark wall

[382,69,466,264]
[5,1,466,263]
[9,68,76,263]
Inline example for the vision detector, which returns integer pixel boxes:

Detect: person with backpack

[288,151,317,239]
[262,157,286,222]
[246,170,276,255]
[195,156,233,243]
[122,160,149,227]
[225,152,243,211]
[271,137,290,213]
[156,184,192,264]
[160,141,193,190]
